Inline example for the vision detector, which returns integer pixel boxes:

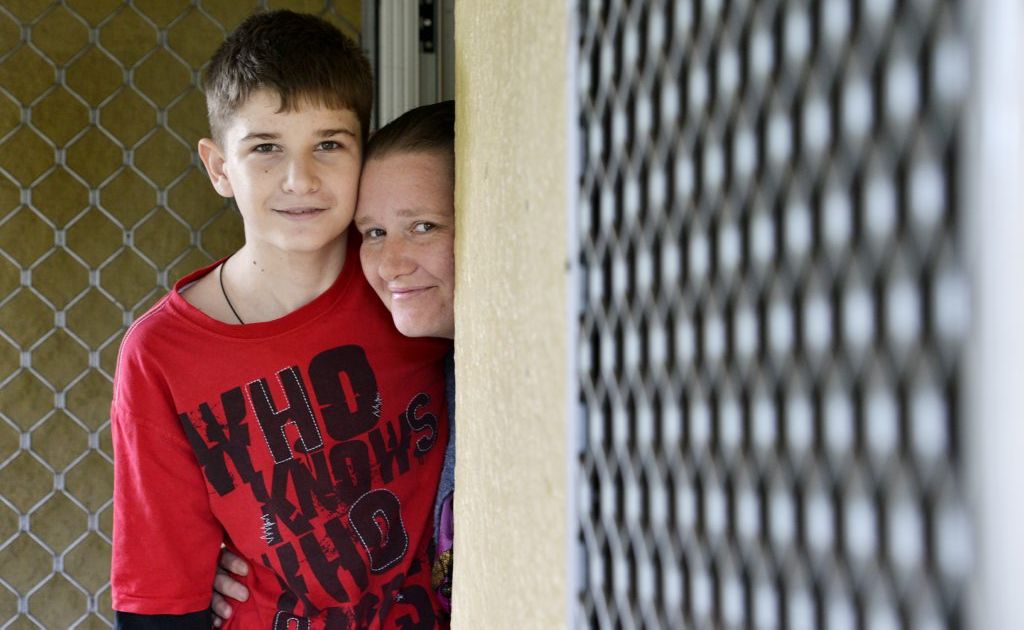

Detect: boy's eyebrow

[318,128,357,138]
[240,131,280,142]
[238,128,357,143]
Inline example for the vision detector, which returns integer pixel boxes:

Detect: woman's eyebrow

[354,208,449,228]
[393,207,448,217]
[354,215,376,229]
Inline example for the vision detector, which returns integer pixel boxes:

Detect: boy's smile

[199,89,362,257]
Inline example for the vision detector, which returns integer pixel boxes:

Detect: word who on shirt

[177,344,439,620]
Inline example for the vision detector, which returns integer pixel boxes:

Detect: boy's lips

[273,206,327,219]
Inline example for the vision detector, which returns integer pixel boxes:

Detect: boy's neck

[225,234,348,323]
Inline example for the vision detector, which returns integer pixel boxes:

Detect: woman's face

[355,150,455,339]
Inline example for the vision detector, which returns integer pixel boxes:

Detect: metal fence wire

[576,0,971,628]
[0,2,358,627]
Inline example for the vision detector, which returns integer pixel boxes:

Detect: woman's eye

[412,222,436,233]
[364,228,385,239]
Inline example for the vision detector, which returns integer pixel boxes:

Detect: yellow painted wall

[0,2,360,625]
[453,3,570,628]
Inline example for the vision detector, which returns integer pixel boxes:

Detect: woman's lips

[390,286,434,300]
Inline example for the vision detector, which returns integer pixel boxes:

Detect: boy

[213,101,458,625]
[111,11,450,628]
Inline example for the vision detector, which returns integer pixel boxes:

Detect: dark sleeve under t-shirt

[114,610,211,629]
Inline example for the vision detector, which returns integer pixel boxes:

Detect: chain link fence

[0,2,359,626]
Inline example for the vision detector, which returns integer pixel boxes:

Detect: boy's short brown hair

[203,10,373,144]
[365,100,454,172]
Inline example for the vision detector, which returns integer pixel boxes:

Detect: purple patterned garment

[431,352,456,615]
[432,491,454,611]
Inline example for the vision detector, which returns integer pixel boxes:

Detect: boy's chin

[265,230,348,255]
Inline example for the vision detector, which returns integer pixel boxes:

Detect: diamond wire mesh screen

[576,0,971,628]
[0,2,359,626]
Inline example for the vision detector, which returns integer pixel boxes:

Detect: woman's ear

[198,138,234,198]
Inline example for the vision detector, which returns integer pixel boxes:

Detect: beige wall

[453,3,570,628]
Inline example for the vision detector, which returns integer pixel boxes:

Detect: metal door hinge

[420,0,435,53]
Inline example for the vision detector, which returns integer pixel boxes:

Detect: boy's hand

[212,548,250,627]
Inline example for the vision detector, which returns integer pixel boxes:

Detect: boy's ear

[198,138,234,198]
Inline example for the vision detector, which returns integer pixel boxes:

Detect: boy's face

[355,151,455,339]
[199,89,362,256]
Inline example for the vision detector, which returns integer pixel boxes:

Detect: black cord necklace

[218,258,245,324]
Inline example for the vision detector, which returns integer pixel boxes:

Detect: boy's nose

[282,155,320,194]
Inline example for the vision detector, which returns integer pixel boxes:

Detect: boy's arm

[115,610,212,629]
[111,336,227,615]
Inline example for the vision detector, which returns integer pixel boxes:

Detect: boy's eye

[412,222,436,233]
[317,140,342,151]
[253,143,278,153]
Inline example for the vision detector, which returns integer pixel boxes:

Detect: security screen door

[575,1,970,627]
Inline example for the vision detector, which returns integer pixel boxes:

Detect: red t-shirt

[111,239,451,628]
